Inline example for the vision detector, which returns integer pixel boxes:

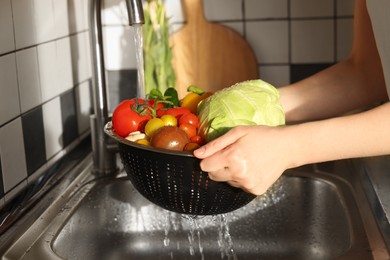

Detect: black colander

[104,122,256,215]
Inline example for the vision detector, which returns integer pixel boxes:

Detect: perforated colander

[104,122,256,215]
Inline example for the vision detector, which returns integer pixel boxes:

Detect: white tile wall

[0,118,27,193]
[16,47,42,113]
[290,0,334,18]
[0,0,15,54]
[68,0,88,33]
[34,0,56,43]
[70,32,92,84]
[1,0,92,202]
[221,22,244,36]
[203,0,243,21]
[291,20,335,63]
[38,41,60,102]
[246,21,289,64]
[337,0,355,16]
[53,0,71,39]
[164,0,184,24]
[12,0,37,49]
[57,37,74,94]
[245,0,288,19]
[260,65,290,87]
[103,0,129,25]
[103,26,137,70]
[0,54,20,125]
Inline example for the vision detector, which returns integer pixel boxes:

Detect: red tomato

[179,113,199,129]
[112,99,152,137]
[183,142,200,152]
[165,107,191,119]
[190,135,204,146]
[146,99,164,112]
[156,108,167,118]
[179,123,197,139]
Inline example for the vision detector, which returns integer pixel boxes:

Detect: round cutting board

[170,0,259,98]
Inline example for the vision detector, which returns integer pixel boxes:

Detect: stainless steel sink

[0,158,380,259]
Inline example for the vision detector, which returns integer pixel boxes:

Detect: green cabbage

[198,79,285,142]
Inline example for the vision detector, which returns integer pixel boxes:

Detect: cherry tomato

[147,99,164,110]
[179,113,199,129]
[145,99,165,116]
[112,99,152,137]
[179,123,197,139]
[161,114,177,126]
[165,107,191,119]
[136,139,150,146]
[183,142,200,152]
[156,108,167,117]
[145,118,165,137]
[190,135,204,146]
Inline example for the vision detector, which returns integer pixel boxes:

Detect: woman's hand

[194,125,295,195]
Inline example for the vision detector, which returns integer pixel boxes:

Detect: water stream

[133,25,146,98]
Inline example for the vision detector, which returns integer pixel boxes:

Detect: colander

[104,122,256,215]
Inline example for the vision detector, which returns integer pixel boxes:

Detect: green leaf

[148,88,163,99]
[164,87,179,107]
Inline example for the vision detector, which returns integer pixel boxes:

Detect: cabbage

[197,79,285,142]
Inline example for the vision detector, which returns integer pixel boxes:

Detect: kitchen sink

[0,157,380,259]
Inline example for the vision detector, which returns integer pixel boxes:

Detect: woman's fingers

[194,127,246,159]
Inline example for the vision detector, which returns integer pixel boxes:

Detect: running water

[133,25,145,98]
[215,215,237,260]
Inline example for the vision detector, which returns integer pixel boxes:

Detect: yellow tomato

[144,118,164,137]
[161,114,177,126]
[136,139,151,146]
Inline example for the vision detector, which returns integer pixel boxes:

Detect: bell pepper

[181,85,213,114]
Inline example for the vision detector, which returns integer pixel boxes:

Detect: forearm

[280,59,387,123]
[288,102,390,168]
[279,0,388,123]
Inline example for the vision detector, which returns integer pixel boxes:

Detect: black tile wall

[61,90,79,148]
[107,69,138,112]
[290,63,334,83]
[21,107,46,176]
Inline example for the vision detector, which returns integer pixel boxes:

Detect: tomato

[136,139,150,146]
[183,142,200,152]
[146,99,165,116]
[156,108,167,118]
[150,126,190,151]
[161,114,177,126]
[178,113,199,129]
[112,99,152,137]
[165,107,191,119]
[190,135,204,146]
[144,118,165,137]
[179,123,197,139]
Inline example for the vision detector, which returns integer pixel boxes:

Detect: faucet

[88,0,144,175]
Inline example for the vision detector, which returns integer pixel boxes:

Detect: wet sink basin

[2,163,374,260]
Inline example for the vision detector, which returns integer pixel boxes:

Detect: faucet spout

[88,0,145,175]
[125,0,145,25]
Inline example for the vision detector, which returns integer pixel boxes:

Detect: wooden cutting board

[170,0,259,98]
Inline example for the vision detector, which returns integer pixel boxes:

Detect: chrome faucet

[89,0,144,175]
